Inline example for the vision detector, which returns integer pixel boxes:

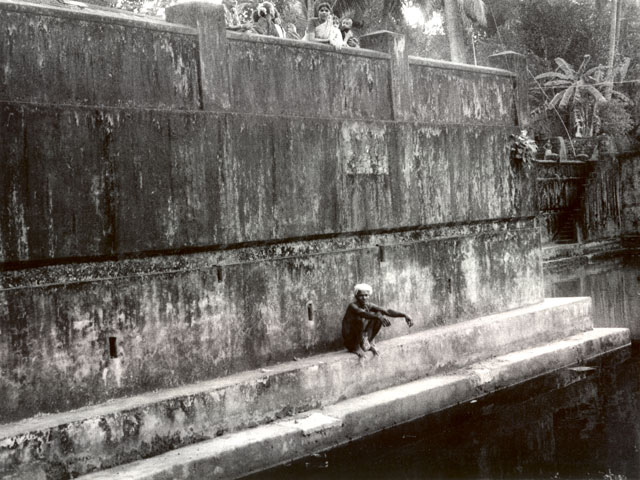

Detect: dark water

[246,255,640,480]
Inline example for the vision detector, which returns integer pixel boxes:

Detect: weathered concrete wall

[0,2,527,263]
[545,255,640,340]
[584,159,623,240]
[0,220,542,422]
[0,0,539,421]
[536,162,586,243]
[536,160,623,244]
[0,298,597,479]
[1,105,532,261]
[226,35,393,119]
[409,58,516,125]
[0,2,200,109]
[621,155,640,238]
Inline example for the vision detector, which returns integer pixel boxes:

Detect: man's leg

[362,317,383,355]
[368,316,383,341]
[352,345,366,357]
[344,336,365,357]
[343,318,366,357]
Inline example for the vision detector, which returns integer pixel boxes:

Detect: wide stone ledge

[0,297,593,478]
[1,217,536,288]
[77,327,631,480]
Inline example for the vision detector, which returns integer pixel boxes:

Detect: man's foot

[361,336,371,351]
[353,347,366,358]
[369,343,380,356]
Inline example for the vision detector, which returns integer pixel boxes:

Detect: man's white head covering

[353,283,372,296]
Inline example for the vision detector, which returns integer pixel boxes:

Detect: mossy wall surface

[0,0,540,422]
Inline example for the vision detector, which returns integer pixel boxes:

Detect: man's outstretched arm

[371,305,414,327]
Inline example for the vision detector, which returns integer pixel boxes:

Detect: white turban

[353,283,372,296]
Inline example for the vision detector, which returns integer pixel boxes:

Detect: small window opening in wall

[109,337,118,358]
[307,301,314,322]
[378,245,386,263]
[447,278,452,294]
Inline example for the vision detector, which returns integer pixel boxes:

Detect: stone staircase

[0,298,631,480]
[554,210,579,244]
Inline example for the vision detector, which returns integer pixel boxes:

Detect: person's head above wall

[314,1,332,18]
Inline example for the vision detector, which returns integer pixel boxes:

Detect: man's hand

[405,316,414,327]
[378,314,391,327]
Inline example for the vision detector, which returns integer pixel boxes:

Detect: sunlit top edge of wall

[409,56,515,78]
[1,0,516,78]
[0,0,197,34]
[226,30,391,61]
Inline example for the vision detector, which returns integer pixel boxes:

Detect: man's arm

[348,303,384,320]
[370,305,414,327]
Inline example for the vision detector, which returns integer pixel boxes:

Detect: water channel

[245,254,640,480]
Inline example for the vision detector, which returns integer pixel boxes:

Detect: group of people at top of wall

[224,0,360,48]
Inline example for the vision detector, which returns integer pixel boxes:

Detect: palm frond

[535,71,572,81]
[581,85,606,104]
[558,86,575,109]
[576,54,591,76]
[548,91,564,109]
[586,66,606,82]
[336,6,355,18]
[585,65,606,76]
[611,90,632,104]
[554,58,576,78]
[333,0,368,16]
[542,79,573,88]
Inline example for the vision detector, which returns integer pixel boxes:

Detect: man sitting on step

[342,283,414,357]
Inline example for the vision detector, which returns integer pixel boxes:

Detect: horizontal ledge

[409,56,515,77]
[227,32,390,60]
[0,100,517,127]
[0,0,197,35]
[1,217,537,286]
[536,177,587,181]
[534,160,588,165]
[0,297,596,439]
[76,326,630,480]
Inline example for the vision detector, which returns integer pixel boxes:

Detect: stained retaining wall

[622,155,640,239]
[536,158,628,245]
[0,0,538,422]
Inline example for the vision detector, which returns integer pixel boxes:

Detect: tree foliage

[532,55,632,138]
[474,0,640,140]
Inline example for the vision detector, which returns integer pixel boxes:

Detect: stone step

[77,327,631,480]
[0,298,597,479]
